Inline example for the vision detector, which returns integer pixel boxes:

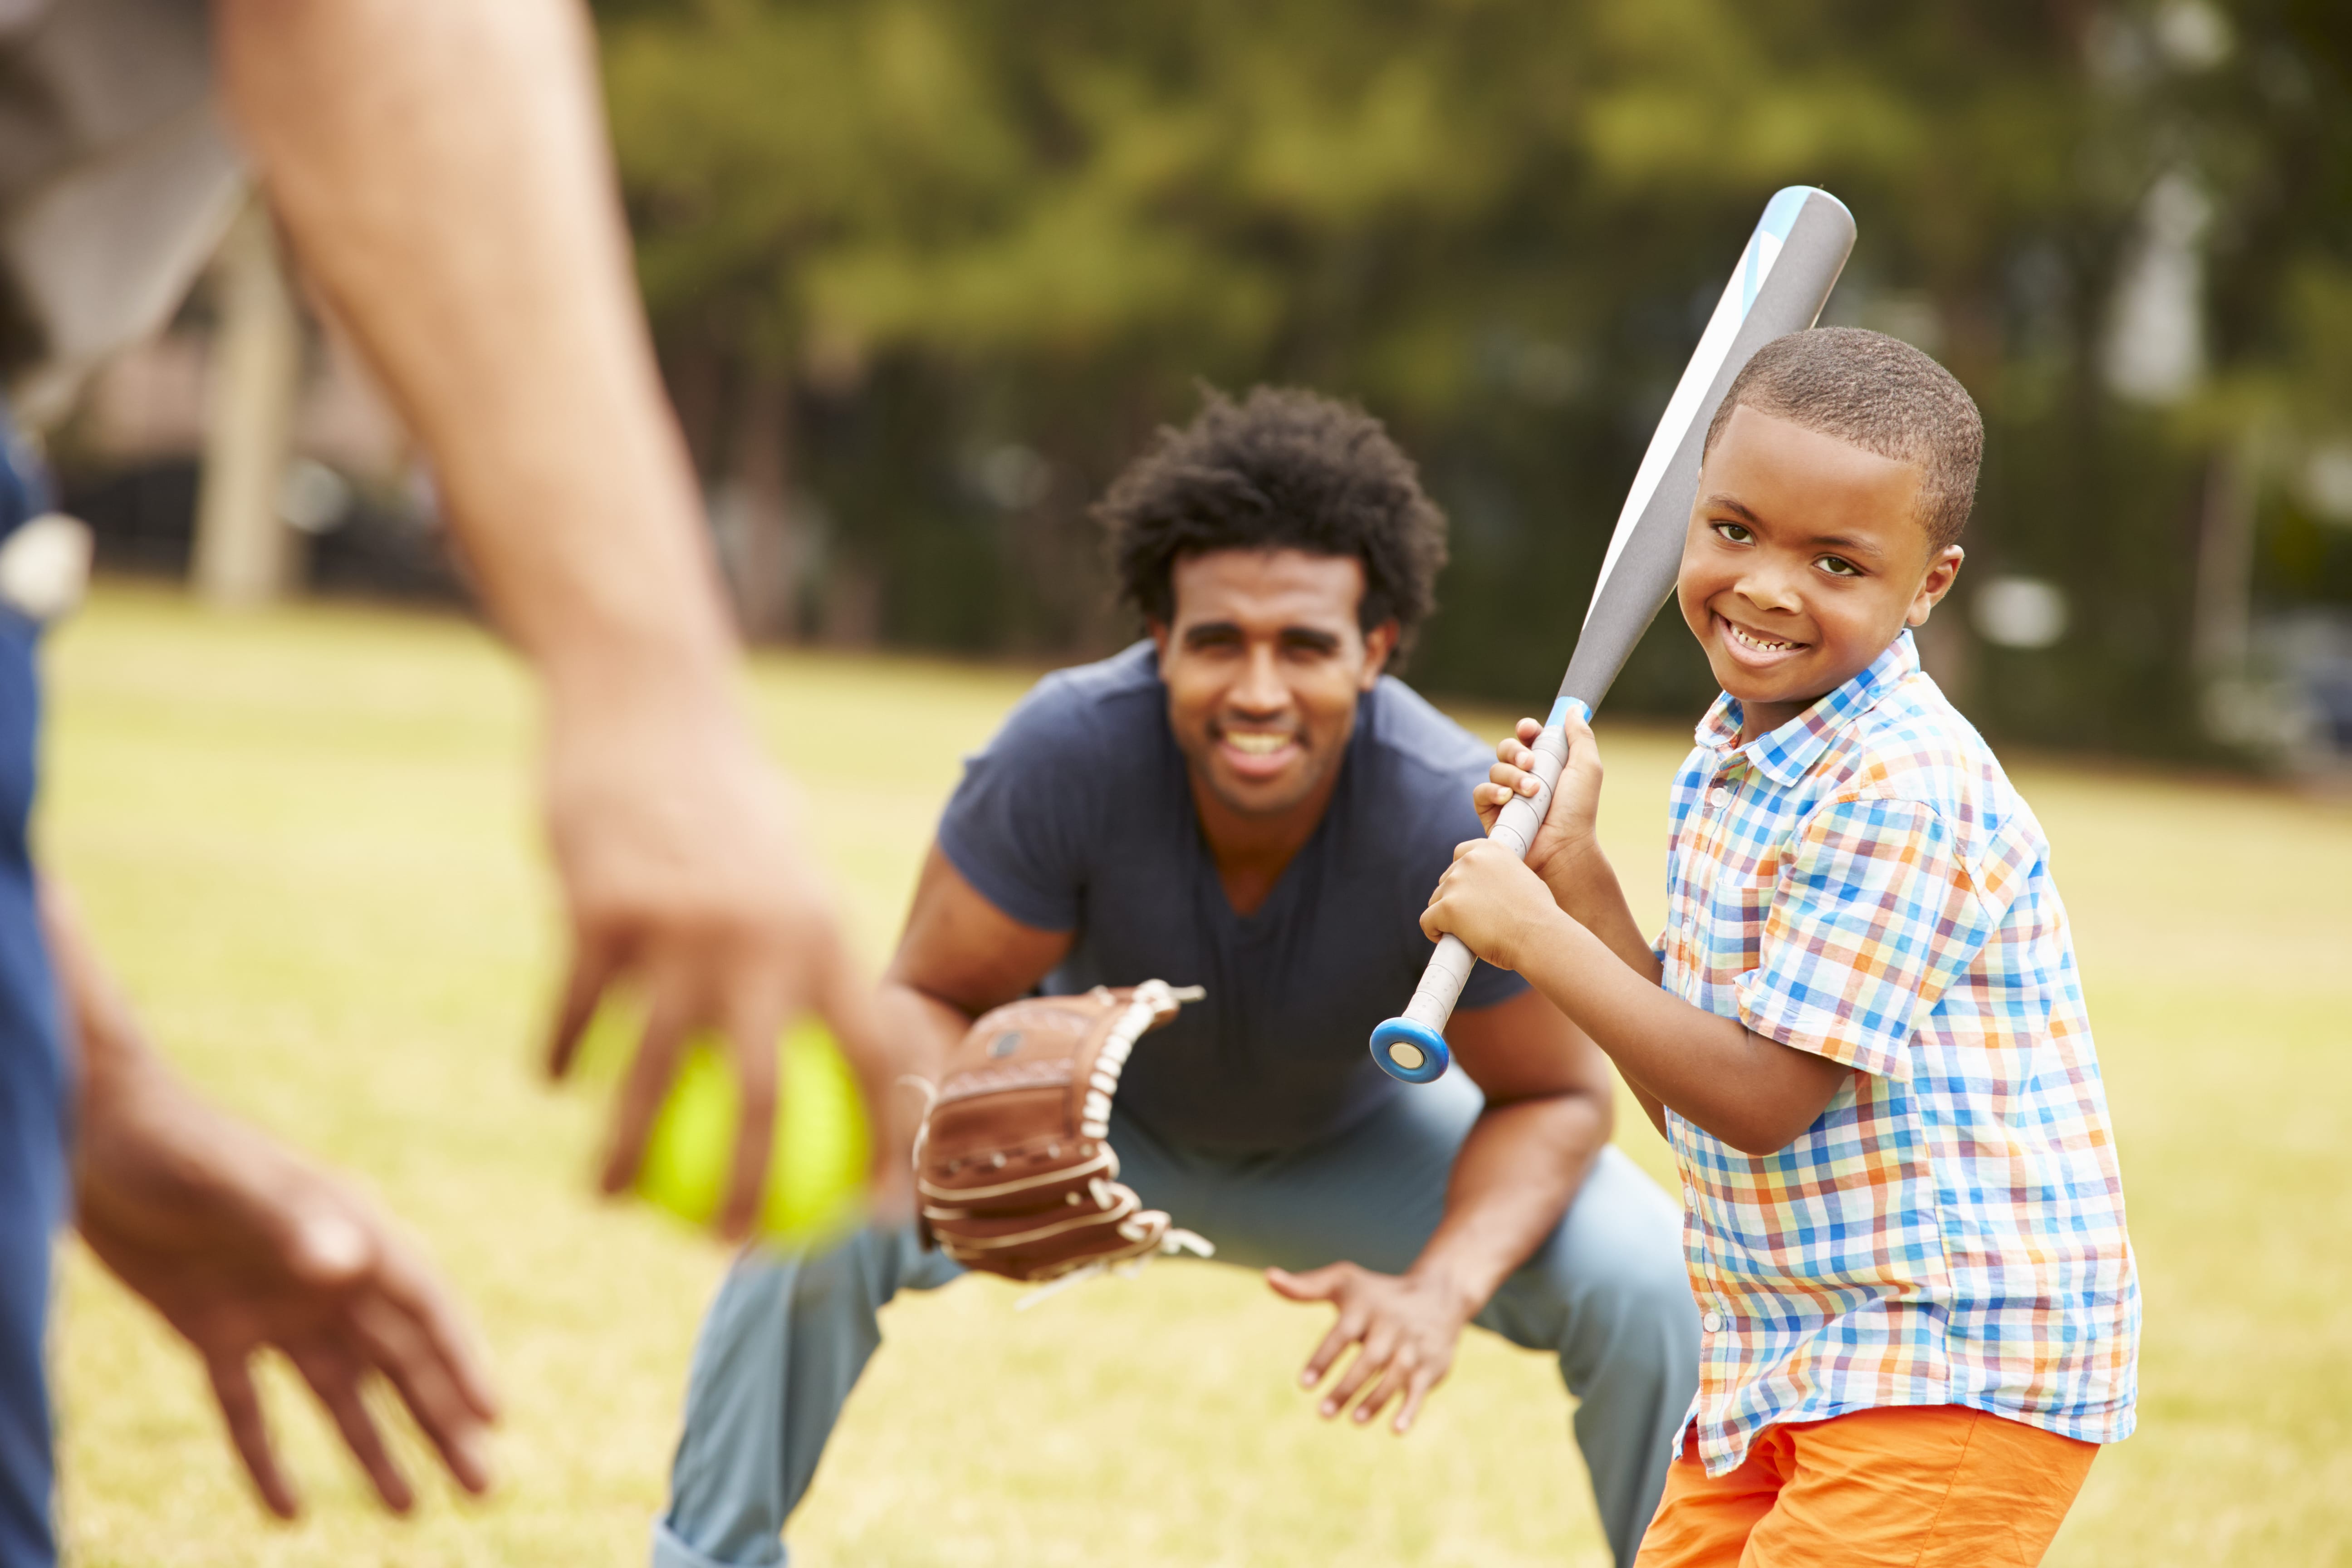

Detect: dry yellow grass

[38,588,2352,1565]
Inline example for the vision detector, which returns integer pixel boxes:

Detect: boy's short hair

[1097,385,1448,664]
[1702,327,1984,551]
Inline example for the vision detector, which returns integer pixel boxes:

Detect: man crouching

[652,387,1699,1568]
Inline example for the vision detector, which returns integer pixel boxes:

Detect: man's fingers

[544,934,622,1080]
[716,1011,782,1242]
[1352,1355,1415,1426]
[1393,1364,1440,1435]
[370,1242,502,1426]
[601,991,694,1196]
[349,1295,495,1495]
[1299,1310,1367,1388]
[1265,1264,1344,1304]
[288,1345,414,1514]
[1319,1329,1395,1416]
[206,1354,299,1519]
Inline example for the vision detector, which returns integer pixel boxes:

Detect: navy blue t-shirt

[936,642,1525,1154]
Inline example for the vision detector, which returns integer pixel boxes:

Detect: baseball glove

[915,980,1211,1288]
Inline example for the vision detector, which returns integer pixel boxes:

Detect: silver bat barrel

[1371,185,1856,1085]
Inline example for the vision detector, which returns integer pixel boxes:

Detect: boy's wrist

[1538,836,1609,905]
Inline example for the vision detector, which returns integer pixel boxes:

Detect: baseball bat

[1370,185,1857,1085]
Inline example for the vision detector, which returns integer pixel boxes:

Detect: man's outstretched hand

[1268,1261,1475,1436]
[49,880,499,1518]
[76,1096,501,1517]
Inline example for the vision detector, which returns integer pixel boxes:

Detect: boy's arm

[1421,842,1847,1156]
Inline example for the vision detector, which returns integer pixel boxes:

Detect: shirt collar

[1693,631,1920,788]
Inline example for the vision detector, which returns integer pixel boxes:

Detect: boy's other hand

[1475,710,1606,899]
[1421,838,1569,973]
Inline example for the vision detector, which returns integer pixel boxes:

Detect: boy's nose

[1733,565,1806,616]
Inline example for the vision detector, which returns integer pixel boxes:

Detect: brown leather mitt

[916,980,1211,1286]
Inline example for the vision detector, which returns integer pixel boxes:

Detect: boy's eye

[1815,555,1861,578]
[1712,522,1753,544]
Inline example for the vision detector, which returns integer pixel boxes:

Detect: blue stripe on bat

[1760,186,1813,240]
[1546,696,1592,729]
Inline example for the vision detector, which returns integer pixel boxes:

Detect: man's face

[1152,549,1397,821]
[1676,404,1963,731]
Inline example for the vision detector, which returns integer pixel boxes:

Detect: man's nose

[1229,642,1291,715]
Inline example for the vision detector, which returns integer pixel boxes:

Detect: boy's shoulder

[1808,666,2050,907]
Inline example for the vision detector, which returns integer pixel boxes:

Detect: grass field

[39,587,2352,1566]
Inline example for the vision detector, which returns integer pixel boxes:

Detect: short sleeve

[1735,797,1994,1080]
[934,678,1099,931]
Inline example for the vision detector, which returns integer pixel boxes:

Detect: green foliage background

[595,0,2352,754]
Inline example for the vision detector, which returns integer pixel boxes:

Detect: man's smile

[1215,725,1303,778]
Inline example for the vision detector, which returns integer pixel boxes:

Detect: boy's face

[1152,548,1395,822]
[1676,404,1964,737]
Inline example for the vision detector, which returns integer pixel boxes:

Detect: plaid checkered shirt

[1656,630,2139,1475]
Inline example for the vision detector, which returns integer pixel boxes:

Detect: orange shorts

[1635,1405,2098,1568]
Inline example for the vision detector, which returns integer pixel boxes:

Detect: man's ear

[1906,546,1965,627]
[1360,620,1401,686]
[1148,620,1171,660]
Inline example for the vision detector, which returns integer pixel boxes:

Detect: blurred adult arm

[211,0,892,1236]
[50,880,499,1518]
[1267,986,1613,1433]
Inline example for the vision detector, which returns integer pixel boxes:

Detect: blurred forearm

[215,0,731,701]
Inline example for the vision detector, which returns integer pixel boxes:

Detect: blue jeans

[0,411,68,1568]
[654,1072,1698,1568]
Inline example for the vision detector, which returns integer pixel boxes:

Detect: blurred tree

[597,0,2352,760]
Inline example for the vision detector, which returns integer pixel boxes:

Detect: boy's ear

[1148,619,1171,659]
[1906,546,1965,628]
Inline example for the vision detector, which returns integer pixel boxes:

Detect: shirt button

[1682,1184,1699,1208]
[1701,1311,1725,1334]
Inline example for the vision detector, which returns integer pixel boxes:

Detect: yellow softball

[575,1004,871,1248]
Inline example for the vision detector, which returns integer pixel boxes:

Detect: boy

[1422,328,2138,1567]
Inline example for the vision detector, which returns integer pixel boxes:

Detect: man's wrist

[1404,1250,1498,1323]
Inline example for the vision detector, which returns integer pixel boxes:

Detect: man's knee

[1485,1151,1696,1365]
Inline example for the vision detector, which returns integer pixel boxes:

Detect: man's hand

[77,1102,500,1517]
[49,879,499,1518]
[1267,1263,1476,1435]
[537,681,909,1237]
[1421,837,1573,974]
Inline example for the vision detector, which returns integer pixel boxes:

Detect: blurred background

[44,0,2352,773]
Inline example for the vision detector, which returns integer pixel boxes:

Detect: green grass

[40,587,2352,1566]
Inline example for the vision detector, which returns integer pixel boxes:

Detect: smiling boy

[1424,328,2139,1566]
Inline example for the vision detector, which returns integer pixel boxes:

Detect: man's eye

[1816,556,1861,577]
[1713,522,1752,544]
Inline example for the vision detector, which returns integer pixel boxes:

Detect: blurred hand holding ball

[573,1004,871,1248]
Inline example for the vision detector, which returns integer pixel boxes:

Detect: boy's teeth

[1728,622,1797,652]
[1226,732,1290,755]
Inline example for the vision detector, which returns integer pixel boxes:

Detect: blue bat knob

[1369,1017,1450,1083]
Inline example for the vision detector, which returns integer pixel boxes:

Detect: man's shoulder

[1357,675,1491,785]
[991,642,1168,759]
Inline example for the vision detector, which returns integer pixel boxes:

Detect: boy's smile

[1676,405,1965,742]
